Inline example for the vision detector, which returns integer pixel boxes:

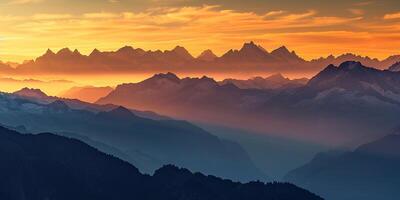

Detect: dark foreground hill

[0,126,323,200]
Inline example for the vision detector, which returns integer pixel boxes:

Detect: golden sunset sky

[0,0,400,63]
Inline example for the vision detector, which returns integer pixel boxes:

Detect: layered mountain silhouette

[285,134,400,200]
[0,126,323,200]
[221,73,308,90]
[3,42,400,75]
[59,86,113,103]
[0,90,267,182]
[97,61,400,146]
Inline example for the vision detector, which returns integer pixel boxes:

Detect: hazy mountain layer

[97,61,400,146]
[0,92,266,182]
[285,134,400,200]
[0,126,323,200]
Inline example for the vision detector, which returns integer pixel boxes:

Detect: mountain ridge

[4,42,400,75]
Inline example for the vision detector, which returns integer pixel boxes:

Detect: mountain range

[220,73,308,90]
[0,88,267,182]
[0,125,323,200]
[285,133,400,200]
[1,42,400,75]
[97,61,400,147]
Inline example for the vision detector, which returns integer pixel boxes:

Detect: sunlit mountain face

[1,1,400,200]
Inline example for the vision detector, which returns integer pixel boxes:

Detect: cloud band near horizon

[0,2,400,62]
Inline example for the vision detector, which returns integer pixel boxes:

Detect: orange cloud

[0,5,399,62]
[384,12,400,20]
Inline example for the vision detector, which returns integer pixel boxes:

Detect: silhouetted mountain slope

[0,92,267,182]
[285,134,400,200]
[0,126,323,200]
[0,126,146,200]
[7,42,400,75]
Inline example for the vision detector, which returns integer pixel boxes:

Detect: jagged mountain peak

[240,41,265,52]
[197,49,217,61]
[89,48,101,56]
[117,46,135,53]
[272,45,290,54]
[45,48,55,56]
[57,48,73,55]
[170,46,193,59]
[338,61,364,70]
[148,72,181,84]
[271,46,303,61]
[72,49,81,55]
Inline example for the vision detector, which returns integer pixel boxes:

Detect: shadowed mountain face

[97,61,400,146]
[387,61,400,72]
[0,92,267,182]
[285,134,400,200]
[5,42,400,75]
[0,126,323,200]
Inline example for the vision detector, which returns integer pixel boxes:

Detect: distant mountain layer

[97,62,400,146]
[0,90,267,182]
[59,86,113,103]
[220,73,308,90]
[285,134,400,200]
[2,42,400,75]
[0,126,323,200]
